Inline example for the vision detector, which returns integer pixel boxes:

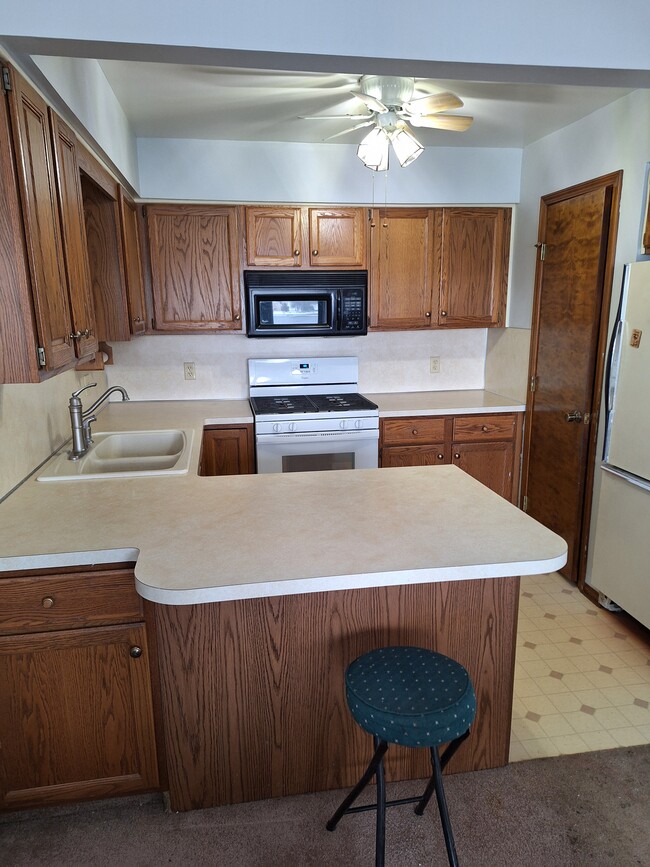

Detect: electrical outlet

[184,362,196,381]
[81,373,93,387]
[430,357,441,374]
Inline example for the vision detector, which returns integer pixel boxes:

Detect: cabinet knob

[293,249,301,256]
[41,596,55,609]
[437,453,444,460]
[234,314,241,321]
[440,310,448,317]
[312,249,318,256]
[425,312,431,318]
[133,316,143,324]
[482,425,489,432]
[412,429,418,435]
[454,453,460,460]
[129,646,143,659]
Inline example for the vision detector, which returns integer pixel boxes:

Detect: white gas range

[248,357,379,474]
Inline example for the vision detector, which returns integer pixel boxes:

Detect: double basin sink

[37,429,193,481]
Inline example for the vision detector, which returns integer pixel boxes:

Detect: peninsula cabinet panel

[369,208,440,329]
[154,578,519,811]
[438,207,511,328]
[199,425,255,476]
[452,441,515,501]
[0,624,159,809]
[147,205,242,331]
[308,208,366,267]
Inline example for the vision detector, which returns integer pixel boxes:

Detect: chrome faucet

[68,383,130,460]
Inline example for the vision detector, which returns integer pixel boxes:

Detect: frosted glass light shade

[357,127,390,171]
[390,127,424,167]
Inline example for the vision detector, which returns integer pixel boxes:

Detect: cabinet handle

[425,312,431,318]
[41,596,55,609]
[129,646,143,659]
[133,316,143,324]
[70,329,91,340]
[312,249,318,256]
[437,453,444,460]
[412,429,418,435]
[440,310,448,317]
[454,453,460,460]
[293,249,300,256]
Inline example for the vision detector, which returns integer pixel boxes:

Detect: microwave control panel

[340,288,366,332]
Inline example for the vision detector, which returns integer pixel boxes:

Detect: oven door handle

[256,430,379,444]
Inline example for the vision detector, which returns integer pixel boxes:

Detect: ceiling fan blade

[349,90,388,113]
[299,113,374,121]
[403,91,464,115]
[324,120,375,141]
[408,114,474,131]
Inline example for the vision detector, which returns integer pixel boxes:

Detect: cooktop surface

[250,393,378,416]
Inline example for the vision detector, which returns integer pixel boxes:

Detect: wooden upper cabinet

[308,208,366,267]
[246,207,302,266]
[369,208,440,329]
[438,207,511,327]
[146,204,242,331]
[6,69,75,371]
[118,188,147,335]
[49,111,98,359]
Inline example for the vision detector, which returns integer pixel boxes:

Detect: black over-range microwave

[244,270,368,337]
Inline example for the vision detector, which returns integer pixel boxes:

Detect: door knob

[565,410,583,423]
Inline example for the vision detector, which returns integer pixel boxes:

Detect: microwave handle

[336,290,342,329]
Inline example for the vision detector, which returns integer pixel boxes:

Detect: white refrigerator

[588,261,650,629]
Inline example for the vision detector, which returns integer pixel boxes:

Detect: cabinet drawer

[452,414,517,442]
[382,417,446,445]
[0,568,143,635]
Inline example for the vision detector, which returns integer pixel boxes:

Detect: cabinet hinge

[530,375,537,393]
[37,346,46,367]
[534,242,547,261]
[2,67,12,92]
[522,495,528,512]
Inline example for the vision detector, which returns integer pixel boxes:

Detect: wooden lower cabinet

[0,567,160,810]
[381,412,522,503]
[154,577,519,811]
[199,425,255,476]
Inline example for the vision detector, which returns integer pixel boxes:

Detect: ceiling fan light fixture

[390,126,424,167]
[357,127,390,171]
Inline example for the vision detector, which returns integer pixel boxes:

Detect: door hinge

[37,346,46,367]
[530,375,538,393]
[583,412,591,425]
[535,242,547,261]
[522,495,528,512]
[2,67,12,92]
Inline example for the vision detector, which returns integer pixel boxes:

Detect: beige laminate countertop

[0,397,564,604]
[369,389,525,416]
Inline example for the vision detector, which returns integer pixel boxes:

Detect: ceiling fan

[302,75,473,170]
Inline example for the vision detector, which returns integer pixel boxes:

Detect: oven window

[282,452,355,473]
[258,298,329,327]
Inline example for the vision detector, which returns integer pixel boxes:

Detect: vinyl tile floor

[510,572,650,762]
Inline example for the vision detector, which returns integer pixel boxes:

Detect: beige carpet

[2,745,649,866]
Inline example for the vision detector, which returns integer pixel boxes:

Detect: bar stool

[326,646,476,867]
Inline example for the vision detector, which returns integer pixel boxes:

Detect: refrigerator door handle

[606,318,623,415]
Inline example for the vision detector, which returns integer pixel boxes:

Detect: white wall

[138,138,521,204]
[105,330,488,401]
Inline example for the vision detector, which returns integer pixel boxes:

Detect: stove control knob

[273,423,280,433]
[339,419,347,430]
[355,419,362,429]
[288,422,296,432]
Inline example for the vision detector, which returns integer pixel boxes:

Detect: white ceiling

[97,61,634,149]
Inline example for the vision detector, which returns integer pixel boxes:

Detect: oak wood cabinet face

[438,208,511,328]
[369,208,440,329]
[199,426,255,476]
[451,441,515,500]
[0,566,159,810]
[308,208,366,267]
[147,205,242,331]
[118,188,147,335]
[246,207,302,266]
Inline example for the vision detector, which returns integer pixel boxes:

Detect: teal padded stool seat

[326,646,476,867]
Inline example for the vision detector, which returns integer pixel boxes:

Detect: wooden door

[118,187,147,335]
[452,441,515,500]
[522,172,622,583]
[308,208,366,267]
[6,67,75,371]
[370,208,440,329]
[0,623,159,809]
[147,205,241,330]
[246,207,302,266]
[438,207,510,327]
[49,111,98,359]
[199,426,255,476]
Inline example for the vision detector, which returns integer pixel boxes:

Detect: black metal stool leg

[326,738,389,832]
[375,744,386,867]
[414,729,470,817]
[430,745,459,867]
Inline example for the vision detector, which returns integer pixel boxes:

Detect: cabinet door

[118,187,147,335]
[382,444,448,468]
[308,208,366,267]
[246,207,302,266]
[0,623,159,809]
[369,208,440,329]
[147,205,242,331]
[451,441,515,500]
[200,426,255,476]
[438,208,510,327]
[49,111,98,359]
[7,69,75,370]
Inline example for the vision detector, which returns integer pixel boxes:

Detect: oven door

[255,430,379,474]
